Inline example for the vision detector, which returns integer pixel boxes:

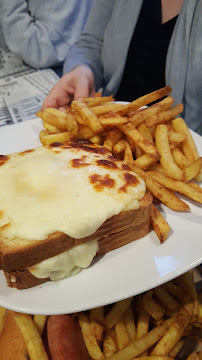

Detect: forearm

[63,0,115,91]
[0,0,89,69]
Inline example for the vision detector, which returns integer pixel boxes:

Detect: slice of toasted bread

[4,193,152,289]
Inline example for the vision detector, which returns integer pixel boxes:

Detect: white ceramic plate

[0,118,201,315]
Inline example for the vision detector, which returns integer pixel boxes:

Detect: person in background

[0,0,93,76]
[42,0,202,136]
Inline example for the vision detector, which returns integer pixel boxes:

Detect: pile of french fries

[0,270,201,359]
[37,86,202,243]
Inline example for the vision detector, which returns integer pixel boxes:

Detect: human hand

[42,65,95,110]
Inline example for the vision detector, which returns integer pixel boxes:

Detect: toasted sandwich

[0,139,152,289]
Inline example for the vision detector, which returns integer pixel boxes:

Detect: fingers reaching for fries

[37,86,202,244]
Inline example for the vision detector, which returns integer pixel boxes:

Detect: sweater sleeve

[0,0,93,69]
[63,0,116,91]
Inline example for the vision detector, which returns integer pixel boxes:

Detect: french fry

[42,108,67,131]
[124,141,134,163]
[134,145,143,158]
[151,305,192,355]
[33,315,47,336]
[171,147,189,169]
[40,131,71,146]
[155,124,184,181]
[175,271,199,323]
[198,303,202,324]
[138,123,154,144]
[128,162,189,212]
[74,112,86,125]
[119,122,159,159]
[90,306,104,341]
[106,317,174,360]
[103,331,118,358]
[186,353,200,360]
[115,315,130,350]
[104,297,133,330]
[39,129,50,142]
[168,130,186,143]
[43,122,60,133]
[14,313,48,360]
[136,303,150,341]
[150,204,170,243]
[136,298,150,356]
[134,154,157,170]
[77,124,95,138]
[124,304,136,341]
[100,115,129,127]
[78,312,104,360]
[172,117,199,163]
[130,96,174,128]
[103,128,122,151]
[91,103,124,116]
[153,286,179,311]
[90,135,103,145]
[184,157,202,182]
[142,291,165,321]
[146,104,183,128]
[66,111,78,138]
[0,306,6,334]
[147,171,202,203]
[83,95,114,107]
[114,86,172,116]
[71,101,103,134]
[148,163,166,174]
[162,282,184,302]
[113,139,126,154]
[168,339,184,358]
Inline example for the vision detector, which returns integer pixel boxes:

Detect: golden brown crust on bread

[4,193,152,289]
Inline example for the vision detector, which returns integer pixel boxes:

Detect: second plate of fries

[0,87,201,315]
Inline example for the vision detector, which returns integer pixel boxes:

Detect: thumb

[74,76,92,101]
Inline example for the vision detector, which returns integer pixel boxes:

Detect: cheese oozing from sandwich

[29,239,98,281]
[0,141,145,242]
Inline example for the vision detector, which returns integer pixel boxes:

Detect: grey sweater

[0,0,93,69]
[64,0,202,135]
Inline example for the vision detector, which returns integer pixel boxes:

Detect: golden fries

[150,204,170,243]
[119,122,159,159]
[79,312,105,360]
[1,269,201,360]
[155,125,184,181]
[142,290,165,321]
[146,104,183,128]
[14,313,48,360]
[104,297,133,330]
[71,101,103,134]
[151,305,192,355]
[148,171,202,203]
[0,306,6,334]
[33,315,47,336]
[90,306,104,341]
[37,87,201,245]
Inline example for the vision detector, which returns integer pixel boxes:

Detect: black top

[115,0,177,102]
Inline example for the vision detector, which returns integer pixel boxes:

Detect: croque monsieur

[0,139,152,289]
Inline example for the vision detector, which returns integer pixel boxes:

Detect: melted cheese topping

[0,142,146,241]
[29,239,98,281]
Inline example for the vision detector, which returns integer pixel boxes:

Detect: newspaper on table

[0,48,59,127]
